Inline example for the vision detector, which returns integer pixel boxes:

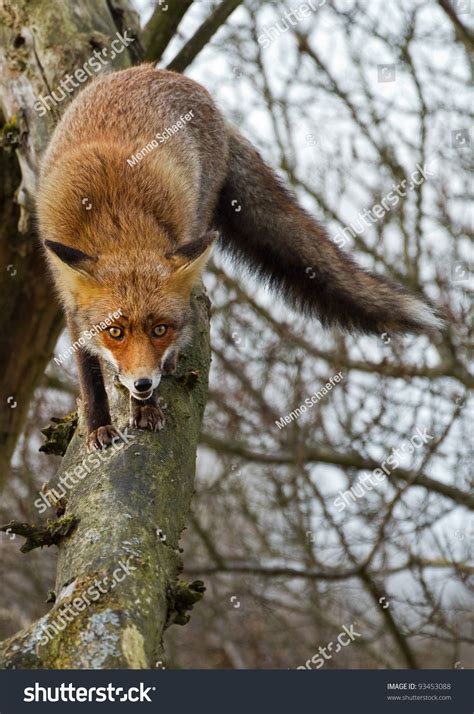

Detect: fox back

[38,66,228,398]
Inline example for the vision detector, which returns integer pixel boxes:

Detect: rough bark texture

[0,290,211,669]
[0,0,141,486]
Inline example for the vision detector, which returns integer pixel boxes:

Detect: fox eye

[153,324,167,337]
[109,326,124,339]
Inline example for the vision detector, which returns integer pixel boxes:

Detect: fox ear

[167,231,218,282]
[44,240,98,277]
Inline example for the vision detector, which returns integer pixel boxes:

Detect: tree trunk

[0,289,211,669]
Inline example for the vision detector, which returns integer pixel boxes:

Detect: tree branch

[437,0,474,54]
[167,0,244,72]
[143,0,194,63]
[200,434,474,510]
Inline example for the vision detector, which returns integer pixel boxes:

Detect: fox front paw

[86,425,120,451]
[129,403,165,432]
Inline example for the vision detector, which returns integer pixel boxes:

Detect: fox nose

[134,378,153,393]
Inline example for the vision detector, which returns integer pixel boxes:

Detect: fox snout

[118,371,161,400]
[96,325,180,400]
[134,378,153,393]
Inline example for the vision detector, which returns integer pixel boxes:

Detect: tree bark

[0,289,211,669]
[142,0,194,63]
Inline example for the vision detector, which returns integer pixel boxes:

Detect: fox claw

[129,404,165,432]
[86,425,119,451]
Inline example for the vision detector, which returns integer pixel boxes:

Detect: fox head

[44,231,216,400]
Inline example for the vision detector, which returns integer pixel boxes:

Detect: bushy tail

[215,126,442,335]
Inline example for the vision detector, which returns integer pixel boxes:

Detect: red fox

[37,65,441,450]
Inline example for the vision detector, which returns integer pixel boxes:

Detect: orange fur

[37,66,226,414]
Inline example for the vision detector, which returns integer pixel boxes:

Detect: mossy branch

[40,413,78,456]
[0,516,79,553]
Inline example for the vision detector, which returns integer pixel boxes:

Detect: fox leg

[129,393,165,432]
[67,315,118,450]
